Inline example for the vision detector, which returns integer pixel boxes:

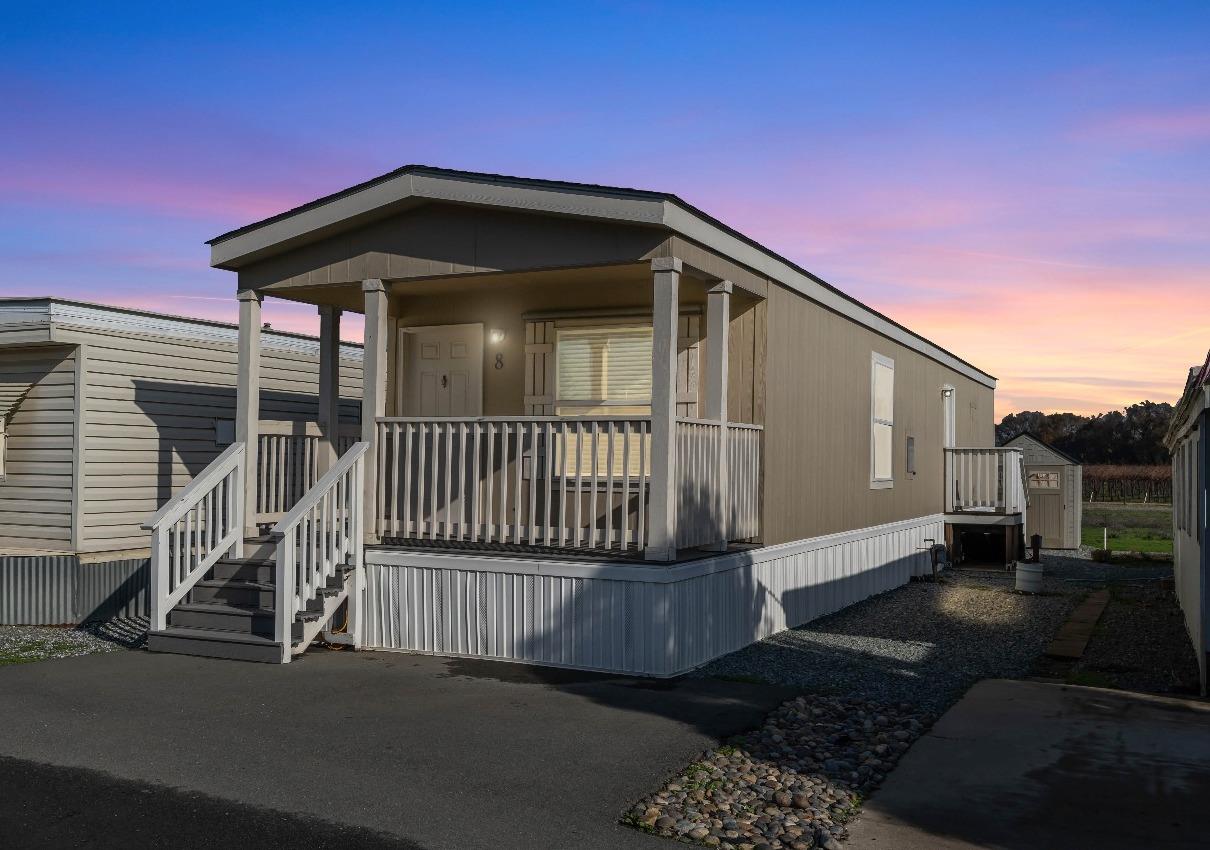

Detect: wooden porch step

[147,627,289,664]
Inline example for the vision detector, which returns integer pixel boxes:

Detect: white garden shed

[1002,433,1082,549]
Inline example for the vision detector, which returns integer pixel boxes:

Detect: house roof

[206,165,997,389]
[1166,349,1210,448]
[0,297,363,361]
[1002,432,1081,465]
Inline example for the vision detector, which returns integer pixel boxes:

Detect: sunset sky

[2,2,1207,419]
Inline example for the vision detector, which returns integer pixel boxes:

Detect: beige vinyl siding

[762,284,994,544]
[0,345,77,550]
[60,326,362,554]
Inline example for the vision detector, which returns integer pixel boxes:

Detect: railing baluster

[573,421,584,548]
[402,423,413,537]
[471,423,481,542]
[485,423,495,542]
[444,423,454,541]
[513,421,524,545]
[417,422,428,538]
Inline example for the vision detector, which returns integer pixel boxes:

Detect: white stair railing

[270,441,369,663]
[945,447,1026,513]
[142,442,246,631]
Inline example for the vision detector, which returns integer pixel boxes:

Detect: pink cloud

[1073,106,1210,148]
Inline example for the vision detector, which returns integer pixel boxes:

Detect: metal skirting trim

[0,556,150,625]
[362,515,944,676]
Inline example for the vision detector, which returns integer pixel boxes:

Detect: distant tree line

[996,401,1174,464]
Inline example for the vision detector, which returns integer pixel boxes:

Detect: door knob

[441,374,448,388]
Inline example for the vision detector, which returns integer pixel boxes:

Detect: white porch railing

[674,419,765,548]
[945,447,1027,514]
[375,417,653,550]
[727,422,763,540]
[270,441,369,663]
[376,416,762,554]
[142,442,246,631]
[256,421,359,525]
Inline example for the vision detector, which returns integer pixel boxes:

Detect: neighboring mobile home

[1002,433,1082,550]
[145,166,1023,669]
[0,298,362,624]
[1167,351,1209,694]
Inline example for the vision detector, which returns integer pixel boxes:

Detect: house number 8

[494,353,504,370]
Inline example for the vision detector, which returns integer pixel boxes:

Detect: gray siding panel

[0,555,149,624]
[0,555,77,623]
[0,345,76,547]
[364,514,940,676]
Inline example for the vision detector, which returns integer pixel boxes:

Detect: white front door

[401,324,483,416]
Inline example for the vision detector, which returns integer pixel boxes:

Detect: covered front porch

[236,257,767,563]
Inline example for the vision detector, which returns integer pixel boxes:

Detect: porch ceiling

[259,262,765,314]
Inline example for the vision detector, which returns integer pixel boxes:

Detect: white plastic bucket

[1015,562,1043,593]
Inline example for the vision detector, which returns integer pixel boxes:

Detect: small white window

[870,352,894,489]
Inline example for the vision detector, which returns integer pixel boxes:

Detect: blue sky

[2,1,1208,414]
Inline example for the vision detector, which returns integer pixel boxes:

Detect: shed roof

[206,165,997,389]
[1002,432,1081,465]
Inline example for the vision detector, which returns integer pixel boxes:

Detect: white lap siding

[0,346,77,550]
[66,327,361,554]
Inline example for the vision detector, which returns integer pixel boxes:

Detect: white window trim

[870,352,895,490]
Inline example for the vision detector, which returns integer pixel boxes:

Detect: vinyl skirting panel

[363,514,944,676]
[0,555,150,624]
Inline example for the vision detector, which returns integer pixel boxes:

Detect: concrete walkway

[0,648,793,850]
[846,679,1210,850]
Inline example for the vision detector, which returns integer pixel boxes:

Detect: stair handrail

[141,442,247,631]
[270,441,369,663]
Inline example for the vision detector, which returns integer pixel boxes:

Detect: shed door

[1026,465,1064,548]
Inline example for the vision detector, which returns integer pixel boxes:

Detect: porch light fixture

[488,328,506,344]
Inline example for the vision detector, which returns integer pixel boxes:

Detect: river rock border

[623,695,927,849]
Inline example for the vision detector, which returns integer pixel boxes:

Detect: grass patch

[1082,502,1172,554]
[0,638,82,666]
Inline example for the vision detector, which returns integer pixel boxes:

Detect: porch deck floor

[372,537,761,565]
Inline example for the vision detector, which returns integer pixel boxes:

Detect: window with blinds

[555,326,653,414]
[871,353,894,488]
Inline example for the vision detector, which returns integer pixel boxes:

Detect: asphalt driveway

[0,648,792,850]
[846,679,1210,850]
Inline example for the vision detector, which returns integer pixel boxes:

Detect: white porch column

[317,305,342,474]
[361,280,388,543]
[705,280,732,552]
[235,289,262,538]
[646,257,680,562]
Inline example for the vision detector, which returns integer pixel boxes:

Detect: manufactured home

[1167,351,1209,694]
[1002,433,1081,550]
[145,165,1025,670]
[0,298,362,624]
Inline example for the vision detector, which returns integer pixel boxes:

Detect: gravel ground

[0,618,145,666]
[694,568,1079,716]
[1070,585,1200,695]
[1040,550,1173,583]
[625,695,926,850]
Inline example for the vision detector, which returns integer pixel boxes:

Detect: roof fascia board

[0,298,361,361]
[660,202,995,388]
[209,172,667,270]
[1167,385,1210,448]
